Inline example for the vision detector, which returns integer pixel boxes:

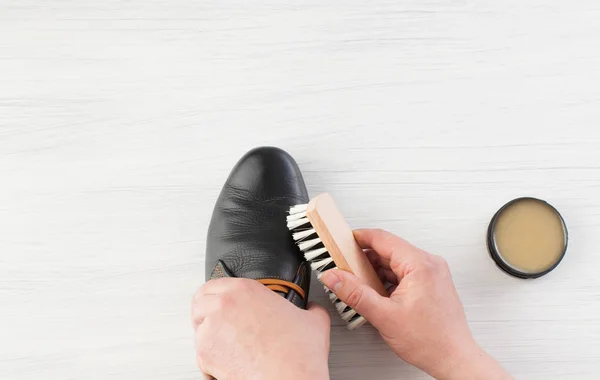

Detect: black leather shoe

[206,147,311,309]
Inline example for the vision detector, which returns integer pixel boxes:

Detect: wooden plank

[1,0,599,379]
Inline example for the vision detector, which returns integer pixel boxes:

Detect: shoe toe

[206,147,309,286]
[224,147,309,204]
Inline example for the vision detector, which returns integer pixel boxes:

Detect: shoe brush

[287,193,388,329]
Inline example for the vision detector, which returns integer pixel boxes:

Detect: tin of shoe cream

[487,197,568,279]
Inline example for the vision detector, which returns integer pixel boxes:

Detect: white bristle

[328,291,338,302]
[286,211,307,222]
[310,257,334,272]
[347,316,367,330]
[328,287,368,330]
[298,238,321,252]
[335,300,349,313]
[288,203,365,330]
[304,247,328,261]
[287,217,310,230]
[289,204,308,214]
[341,308,358,322]
[292,228,316,241]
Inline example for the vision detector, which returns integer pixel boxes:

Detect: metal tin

[487,197,568,279]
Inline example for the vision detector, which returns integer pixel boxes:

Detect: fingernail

[319,271,342,292]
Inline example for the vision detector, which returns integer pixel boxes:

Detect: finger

[354,228,428,278]
[364,249,381,270]
[198,277,240,296]
[365,248,392,270]
[320,269,392,326]
[365,249,397,284]
[377,267,399,285]
[191,294,225,330]
[195,322,223,380]
[195,326,211,375]
[307,301,331,327]
[354,229,421,261]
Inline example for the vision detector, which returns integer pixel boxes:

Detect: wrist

[441,342,511,380]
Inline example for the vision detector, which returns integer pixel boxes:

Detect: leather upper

[206,147,311,308]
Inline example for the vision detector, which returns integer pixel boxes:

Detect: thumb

[307,301,331,327]
[320,269,389,325]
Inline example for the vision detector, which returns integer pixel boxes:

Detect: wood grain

[1,0,600,379]
[307,193,388,297]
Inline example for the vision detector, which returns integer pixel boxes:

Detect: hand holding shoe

[192,278,331,380]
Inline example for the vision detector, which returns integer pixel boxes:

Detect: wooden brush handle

[306,193,388,297]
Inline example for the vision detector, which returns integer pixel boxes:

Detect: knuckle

[419,255,450,280]
[215,293,232,309]
[436,255,450,270]
[192,288,203,306]
[235,278,254,291]
[420,258,438,276]
[191,307,201,325]
[345,287,364,309]
[430,254,449,272]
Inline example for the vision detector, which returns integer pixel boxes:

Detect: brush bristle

[287,203,366,330]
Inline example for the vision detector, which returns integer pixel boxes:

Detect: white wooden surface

[1,1,600,379]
